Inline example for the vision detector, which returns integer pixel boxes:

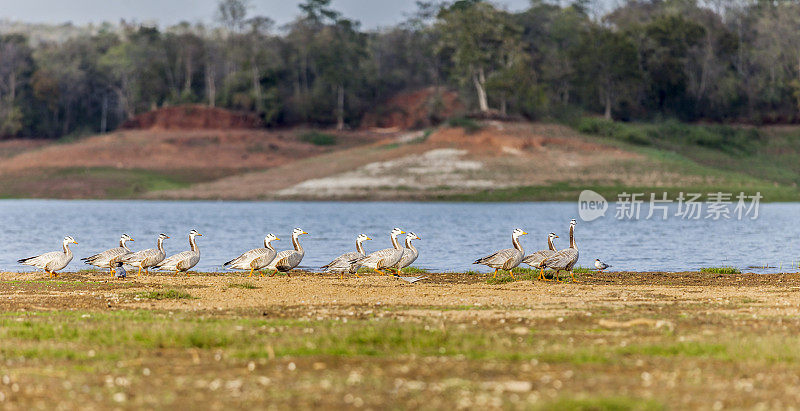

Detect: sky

[0,0,536,29]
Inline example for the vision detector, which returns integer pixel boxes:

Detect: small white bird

[595,259,611,271]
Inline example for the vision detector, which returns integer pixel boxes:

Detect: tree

[572,26,641,119]
[314,18,366,129]
[435,0,521,112]
[0,34,33,136]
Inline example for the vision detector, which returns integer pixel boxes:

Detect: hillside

[0,119,796,201]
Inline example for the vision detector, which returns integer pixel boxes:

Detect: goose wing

[322,251,363,272]
[267,250,304,271]
[250,248,277,270]
[176,252,200,272]
[542,248,579,270]
[522,249,556,267]
[82,247,129,267]
[474,248,516,268]
[394,248,419,269]
[121,248,157,264]
[18,251,62,268]
[225,248,268,269]
[155,251,196,270]
[360,248,404,269]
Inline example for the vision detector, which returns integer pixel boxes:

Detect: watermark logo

[577,191,762,221]
[578,190,608,221]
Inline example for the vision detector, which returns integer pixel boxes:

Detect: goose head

[63,236,78,245]
[121,233,134,243]
[356,233,372,244]
[548,232,559,240]
[511,228,528,240]
[570,219,577,228]
[406,232,421,241]
[390,227,405,239]
[292,228,308,238]
[264,233,280,245]
[189,229,202,238]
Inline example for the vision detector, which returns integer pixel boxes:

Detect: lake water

[0,200,796,274]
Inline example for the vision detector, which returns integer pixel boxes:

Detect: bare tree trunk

[336,83,344,131]
[472,67,489,112]
[205,61,216,107]
[184,54,193,96]
[251,54,262,111]
[9,71,15,100]
[100,94,108,133]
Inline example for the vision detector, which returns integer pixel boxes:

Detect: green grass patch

[700,266,741,274]
[439,182,800,202]
[577,117,760,154]
[401,267,428,274]
[299,131,337,146]
[227,282,259,290]
[484,266,591,284]
[446,116,482,134]
[135,289,194,300]
[537,396,665,411]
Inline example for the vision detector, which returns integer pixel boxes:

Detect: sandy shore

[3,270,799,317]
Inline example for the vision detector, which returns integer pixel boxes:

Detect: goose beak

[275,237,281,241]
[196,233,203,236]
[554,235,559,238]
[400,230,406,234]
[165,236,170,239]
[302,231,308,235]
[73,240,78,245]
[416,235,421,240]
[522,231,528,235]
[366,237,372,241]
[130,238,135,241]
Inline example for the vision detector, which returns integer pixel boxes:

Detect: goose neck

[189,235,199,252]
[405,237,417,253]
[292,234,303,253]
[512,235,523,253]
[569,225,577,250]
[547,236,555,251]
[356,239,365,255]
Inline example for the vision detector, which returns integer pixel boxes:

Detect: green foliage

[4,1,800,139]
[446,116,482,133]
[700,267,741,274]
[136,289,194,300]
[401,267,428,274]
[228,282,259,289]
[577,117,760,154]
[300,131,338,146]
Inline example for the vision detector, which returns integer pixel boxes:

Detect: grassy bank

[3,271,800,408]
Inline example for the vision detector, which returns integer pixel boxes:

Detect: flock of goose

[16,218,607,282]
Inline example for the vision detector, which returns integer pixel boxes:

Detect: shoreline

[3,270,800,408]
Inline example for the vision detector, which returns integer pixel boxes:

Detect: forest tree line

[0,0,799,139]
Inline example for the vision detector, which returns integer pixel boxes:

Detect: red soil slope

[121,105,263,130]
[361,87,464,130]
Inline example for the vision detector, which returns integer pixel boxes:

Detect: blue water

[0,200,796,273]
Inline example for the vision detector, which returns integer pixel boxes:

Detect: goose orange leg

[538,268,552,282]
[570,271,581,283]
